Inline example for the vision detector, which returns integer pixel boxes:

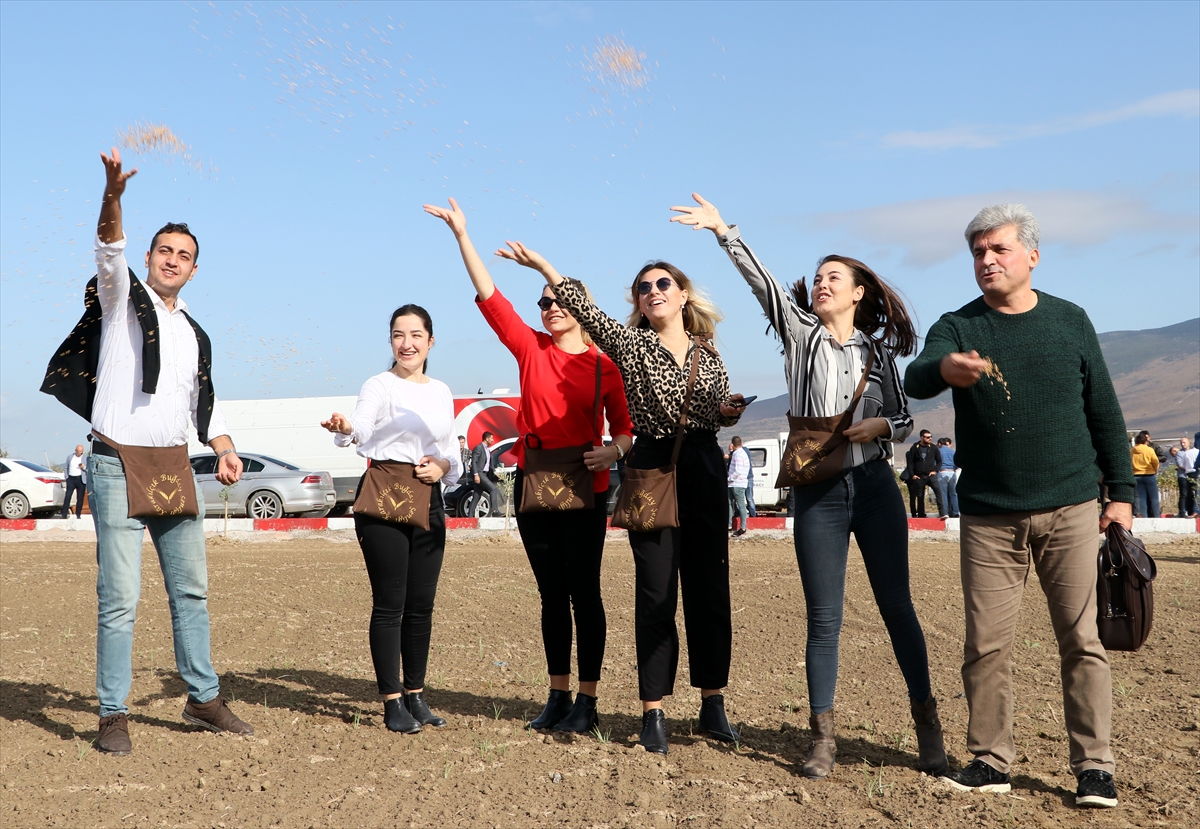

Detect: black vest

[40,269,217,444]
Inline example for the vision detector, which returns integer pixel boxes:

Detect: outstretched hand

[423,197,467,236]
[940,351,990,388]
[321,413,353,435]
[495,240,549,270]
[100,147,137,196]
[669,192,730,236]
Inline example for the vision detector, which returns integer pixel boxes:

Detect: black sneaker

[940,759,1011,793]
[1075,769,1118,808]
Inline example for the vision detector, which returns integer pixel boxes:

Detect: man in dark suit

[904,430,940,517]
[469,431,499,517]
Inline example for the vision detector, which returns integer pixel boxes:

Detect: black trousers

[906,476,932,517]
[626,431,732,701]
[513,469,609,681]
[62,475,86,517]
[470,473,500,516]
[353,483,445,695]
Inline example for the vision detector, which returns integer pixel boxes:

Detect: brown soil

[2,532,1197,828]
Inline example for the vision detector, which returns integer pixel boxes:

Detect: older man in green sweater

[905,204,1134,809]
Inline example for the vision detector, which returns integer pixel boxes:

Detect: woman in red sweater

[426,198,634,735]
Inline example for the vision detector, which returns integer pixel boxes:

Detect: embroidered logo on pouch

[624,489,658,531]
[535,472,580,511]
[145,473,187,516]
[377,482,417,524]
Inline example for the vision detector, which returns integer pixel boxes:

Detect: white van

[742,433,790,511]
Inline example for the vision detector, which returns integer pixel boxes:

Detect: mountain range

[724,317,1199,447]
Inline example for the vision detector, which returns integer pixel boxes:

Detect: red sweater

[478,288,633,492]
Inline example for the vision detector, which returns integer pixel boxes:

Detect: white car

[0,459,65,519]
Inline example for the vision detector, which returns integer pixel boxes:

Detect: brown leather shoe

[800,708,836,779]
[182,695,254,735]
[97,713,132,755]
[910,695,948,776]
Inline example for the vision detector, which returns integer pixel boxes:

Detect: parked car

[189,453,335,519]
[0,459,65,519]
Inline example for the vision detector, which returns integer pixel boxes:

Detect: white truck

[186,392,522,513]
[742,433,790,511]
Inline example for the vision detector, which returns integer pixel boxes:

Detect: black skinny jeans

[353,483,445,696]
[626,431,732,701]
[792,459,932,713]
[513,469,609,682]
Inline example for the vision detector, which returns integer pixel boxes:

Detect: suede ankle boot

[404,691,446,728]
[383,697,422,734]
[529,689,573,730]
[910,695,948,776]
[553,693,599,734]
[801,708,836,779]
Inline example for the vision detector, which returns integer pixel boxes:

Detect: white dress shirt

[66,454,85,477]
[92,235,228,447]
[727,446,751,488]
[335,372,463,482]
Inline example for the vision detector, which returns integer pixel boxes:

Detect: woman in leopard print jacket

[497,240,746,757]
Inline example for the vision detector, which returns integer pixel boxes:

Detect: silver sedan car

[189,453,335,519]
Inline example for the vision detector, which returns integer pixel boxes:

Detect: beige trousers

[960,501,1114,776]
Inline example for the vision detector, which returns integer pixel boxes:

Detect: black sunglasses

[536,296,563,311]
[637,276,675,295]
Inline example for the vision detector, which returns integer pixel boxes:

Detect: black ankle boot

[639,709,668,754]
[529,689,573,730]
[383,697,421,734]
[553,693,599,734]
[404,691,446,728]
[699,694,739,743]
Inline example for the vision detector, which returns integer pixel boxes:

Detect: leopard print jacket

[552,278,741,438]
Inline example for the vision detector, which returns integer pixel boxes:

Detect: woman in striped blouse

[672,194,946,781]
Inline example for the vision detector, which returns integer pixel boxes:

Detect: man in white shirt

[1176,437,1198,517]
[81,149,253,754]
[60,444,87,518]
[726,436,750,537]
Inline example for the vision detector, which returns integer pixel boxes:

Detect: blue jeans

[792,459,932,713]
[936,470,959,517]
[728,486,748,529]
[1134,474,1160,518]
[745,483,756,517]
[89,453,219,717]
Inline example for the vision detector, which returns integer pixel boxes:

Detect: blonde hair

[624,261,722,336]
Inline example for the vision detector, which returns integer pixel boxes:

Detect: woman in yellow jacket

[1131,431,1160,518]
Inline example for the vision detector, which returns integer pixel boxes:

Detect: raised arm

[98,147,136,245]
[671,193,811,349]
[423,197,495,301]
[496,241,635,361]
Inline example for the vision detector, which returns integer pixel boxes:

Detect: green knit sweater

[904,291,1135,515]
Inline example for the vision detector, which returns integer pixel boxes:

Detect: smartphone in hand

[739,395,758,407]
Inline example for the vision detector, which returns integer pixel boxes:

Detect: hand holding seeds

[940,350,990,388]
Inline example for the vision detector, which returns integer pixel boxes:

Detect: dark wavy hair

[789,255,917,358]
[150,222,199,262]
[389,304,434,372]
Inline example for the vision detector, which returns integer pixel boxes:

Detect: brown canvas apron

[519,357,602,513]
[775,346,875,488]
[611,343,701,532]
[353,460,434,530]
[92,431,199,518]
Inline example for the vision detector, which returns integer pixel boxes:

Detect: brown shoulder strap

[847,343,875,412]
[670,343,701,466]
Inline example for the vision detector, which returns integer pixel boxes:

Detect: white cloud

[814,190,1200,267]
[883,90,1200,150]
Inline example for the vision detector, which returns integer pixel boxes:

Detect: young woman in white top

[321,304,462,734]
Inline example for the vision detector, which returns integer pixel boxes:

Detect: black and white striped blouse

[717,225,914,468]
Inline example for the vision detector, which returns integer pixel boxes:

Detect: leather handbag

[1097,522,1157,652]
[519,357,602,513]
[611,343,701,532]
[775,347,875,488]
[353,460,434,530]
[92,431,199,519]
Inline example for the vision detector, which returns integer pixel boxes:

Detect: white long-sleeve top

[727,446,751,488]
[92,235,229,447]
[335,371,463,481]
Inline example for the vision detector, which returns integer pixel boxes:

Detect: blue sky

[2,0,1197,462]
